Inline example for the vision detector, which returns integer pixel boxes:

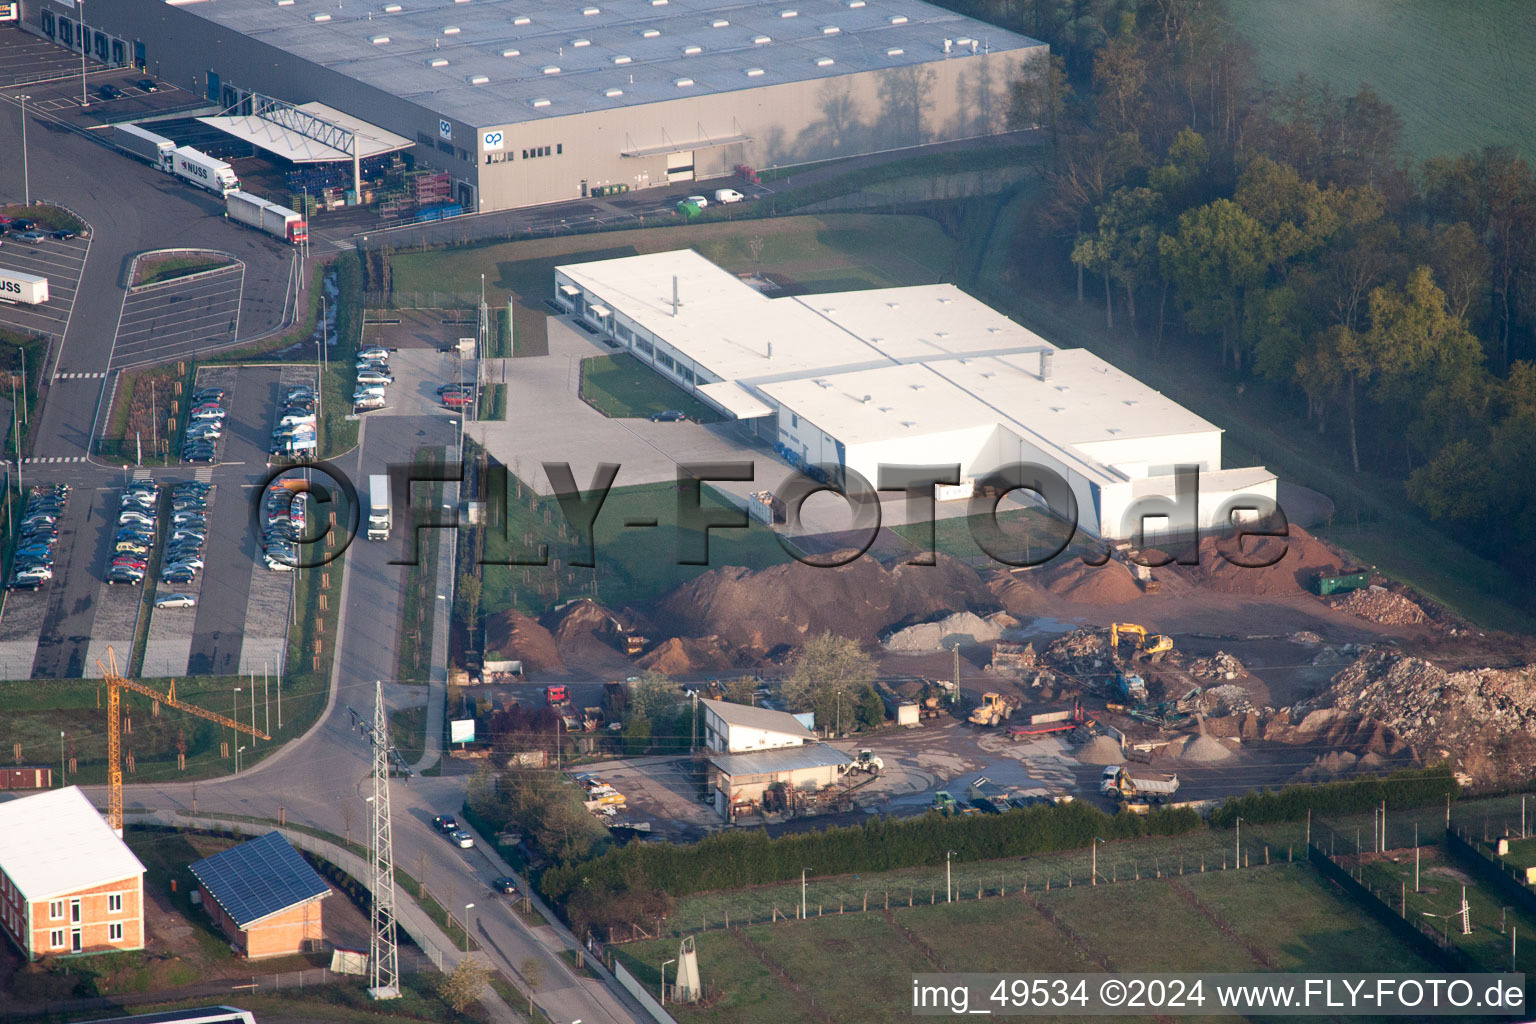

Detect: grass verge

[579,353,720,422]
[1,328,49,462]
[132,253,235,288]
[396,447,445,682]
[390,705,429,764]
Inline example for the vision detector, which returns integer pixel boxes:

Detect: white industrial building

[701,699,816,754]
[554,249,1277,540]
[699,700,850,819]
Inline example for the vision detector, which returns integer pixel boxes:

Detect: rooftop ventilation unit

[1039,350,1054,380]
[711,18,729,27]
[273,0,295,6]
[889,14,908,24]
[370,34,390,44]
[652,0,669,5]
[605,87,624,97]
[583,6,601,14]
[513,15,531,25]
[612,54,632,63]
[753,34,771,44]
[501,47,521,56]
[675,76,695,87]
[641,27,660,37]
[466,73,490,84]
[682,44,702,54]
[542,65,561,74]
[744,66,764,76]
[530,97,551,107]
[815,56,834,66]
[425,56,450,66]
[822,25,840,34]
[780,9,798,17]
[572,37,591,46]
[383,2,402,10]
[860,395,872,404]
[886,47,904,55]
[848,0,866,7]
[442,25,461,35]
[312,12,332,22]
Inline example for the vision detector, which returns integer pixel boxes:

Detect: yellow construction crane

[97,648,269,835]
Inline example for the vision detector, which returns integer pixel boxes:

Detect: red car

[112,557,149,571]
[442,391,472,408]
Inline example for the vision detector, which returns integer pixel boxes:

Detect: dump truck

[544,684,570,708]
[622,633,647,656]
[0,269,49,306]
[367,474,391,541]
[968,691,1020,727]
[226,190,308,244]
[1005,702,1092,740]
[839,749,884,775]
[1099,765,1180,805]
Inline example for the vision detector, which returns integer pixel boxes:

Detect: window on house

[49,900,64,920]
[50,929,64,949]
[791,413,799,428]
[108,894,123,914]
[70,900,81,924]
[109,922,124,942]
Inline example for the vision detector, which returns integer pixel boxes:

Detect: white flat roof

[793,283,1054,363]
[760,362,1000,445]
[0,787,145,902]
[697,380,774,419]
[199,102,414,164]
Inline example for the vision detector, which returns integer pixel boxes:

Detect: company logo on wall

[439,119,453,141]
[483,130,504,151]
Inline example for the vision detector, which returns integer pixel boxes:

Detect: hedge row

[540,799,1201,904]
[1207,766,1460,827]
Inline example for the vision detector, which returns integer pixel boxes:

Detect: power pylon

[367,679,401,1000]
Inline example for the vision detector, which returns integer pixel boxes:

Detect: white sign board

[439,118,453,140]
[449,719,476,744]
[483,130,504,151]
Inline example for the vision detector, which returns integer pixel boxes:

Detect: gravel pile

[882,610,1007,652]
[1181,734,1236,763]
[1075,735,1125,764]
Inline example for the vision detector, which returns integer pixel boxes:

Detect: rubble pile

[882,611,1012,652]
[1042,627,1114,674]
[637,635,743,675]
[1288,631,1324,645]
[1201,684,1256,715]
[1189,651,1246,680]
[1321,650,1536,781]
[1326,587,1435,628]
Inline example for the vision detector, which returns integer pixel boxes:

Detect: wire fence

[8,967,343,1020]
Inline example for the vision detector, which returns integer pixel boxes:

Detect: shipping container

[0,766,53,790]
[112,123,176,171]
[0,269,49,305]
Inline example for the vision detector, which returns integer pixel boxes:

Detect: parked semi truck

[1005,701,1092,741]
[1100,765,1180,805]
[367,474,391,541]
[112,123,176,171]
[172,146,240,196]
[0,269,49,306]
[226,191,308,245]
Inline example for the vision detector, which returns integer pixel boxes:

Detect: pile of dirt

[1041,559,1142,604]
[1319,650,1536,783]
[986,572,1053,617]
[1188,525,1343,597]
[1189,651,1246,680]
[637,635,742,675]
[1327,587,1435,628]
[651,553,993,651]
[1180,734,1236,763]
[483,610,564,674]
[548,598,625,649]
[1075,735,1125,764]
[883,611,1011,652]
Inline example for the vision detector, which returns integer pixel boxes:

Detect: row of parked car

[261,483,306,572]
[0,214,78,246]
[158,482,212,591]
[271,383,319,459]
[6,485,70,590]
[182,385,226,464]
[107,481,159,585]
[353,346,393,412]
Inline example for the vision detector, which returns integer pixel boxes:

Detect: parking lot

[138,481,216,678]
[111,263,243,369]
[82,479,160,678]
[0,228,89,351]
[0,26,195,116]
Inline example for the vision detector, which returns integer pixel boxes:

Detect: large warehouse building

[23,0,1044,213]
[554,249,1279,540]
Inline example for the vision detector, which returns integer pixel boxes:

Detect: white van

[714,188,745,203]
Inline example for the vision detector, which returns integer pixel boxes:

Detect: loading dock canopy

[199,101,412,164]
[588,303,612,317]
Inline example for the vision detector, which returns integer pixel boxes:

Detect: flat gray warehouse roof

[166,0,1043,127]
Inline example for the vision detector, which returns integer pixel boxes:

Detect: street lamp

[463,903,474,951]
[17,95,30,207]
[236,745,247,774]
[78,0,90,109]
[233,687,242,772]
[59,731,65,786]
[801,867,810,920]
[946,850,956,903]
[1091,836,1106,886]
[660,958,676,1006]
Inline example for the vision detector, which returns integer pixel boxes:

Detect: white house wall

[1072,431,1223,479]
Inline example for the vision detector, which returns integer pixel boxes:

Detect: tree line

[948,0,1536,584]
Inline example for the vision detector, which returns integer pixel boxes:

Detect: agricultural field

[1230,0,1536,162]
[613,863,1433,1024]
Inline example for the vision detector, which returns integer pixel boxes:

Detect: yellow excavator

[1109,623,1173,662]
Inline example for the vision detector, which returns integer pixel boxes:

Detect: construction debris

[1042,627,1114,674]
[1188,651,1246,681]
[1326,587,1436,629]
[1201,684,1256,716]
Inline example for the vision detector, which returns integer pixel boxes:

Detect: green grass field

[580,353,721,422]
[613,863,1432,1024]
[1230,0,1536,162]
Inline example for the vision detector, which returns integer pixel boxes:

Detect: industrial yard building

[189,831,329,960]
[554,249,1279,540]
[700,700,849,818]
[22,0,1044,214]
[0,787,146,960]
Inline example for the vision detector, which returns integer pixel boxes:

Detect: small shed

[189,832,329,959]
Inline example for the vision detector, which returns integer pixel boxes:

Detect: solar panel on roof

[188,831,329,929]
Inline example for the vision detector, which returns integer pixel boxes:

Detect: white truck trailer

[0,269,49,306]
[226,191,308,245]
[112,124,177,172]
[1100,765,1180,805]
[367,474,392,541]
[172,146,240,197]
